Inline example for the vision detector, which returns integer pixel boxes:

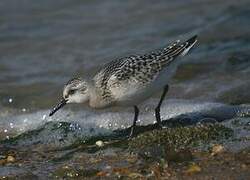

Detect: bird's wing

[93,57,129,99]
[113,35,198,84]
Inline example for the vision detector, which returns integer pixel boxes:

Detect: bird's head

[49,77,90,116]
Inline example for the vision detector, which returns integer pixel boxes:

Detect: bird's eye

[68,89,75,95]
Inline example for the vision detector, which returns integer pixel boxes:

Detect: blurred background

[0,0,250,178]
[1,0,250,111]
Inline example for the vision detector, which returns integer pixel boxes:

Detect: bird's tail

[180,35,198,56]
[162,35,198,59]
[157,35,198,68]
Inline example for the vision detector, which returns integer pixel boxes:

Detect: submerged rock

[138,144,165,161]
[235,148,250,165]
[129,124,233,151]
[52,165,79,179]
[165,148,193,163]
[51,165,99,179]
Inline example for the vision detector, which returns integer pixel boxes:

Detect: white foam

[0,99,237,138]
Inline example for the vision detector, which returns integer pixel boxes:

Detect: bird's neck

[87,81,101,108]
[87,80,110,109]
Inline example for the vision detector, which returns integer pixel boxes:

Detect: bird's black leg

[129,105,139,138]
[155,84,169,128]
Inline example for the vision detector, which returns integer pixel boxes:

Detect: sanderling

[49,35,198,137]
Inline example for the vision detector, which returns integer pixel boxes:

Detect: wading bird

[49,35,198,137]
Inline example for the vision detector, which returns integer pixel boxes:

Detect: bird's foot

[128,125,137,139]
[156,120,163,129]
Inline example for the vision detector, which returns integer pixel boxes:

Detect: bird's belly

[116,86,155,106]
[115,80,168,106]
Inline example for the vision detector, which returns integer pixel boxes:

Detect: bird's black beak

[49,98,68,116]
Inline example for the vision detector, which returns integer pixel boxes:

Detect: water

[0,0,250,178]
